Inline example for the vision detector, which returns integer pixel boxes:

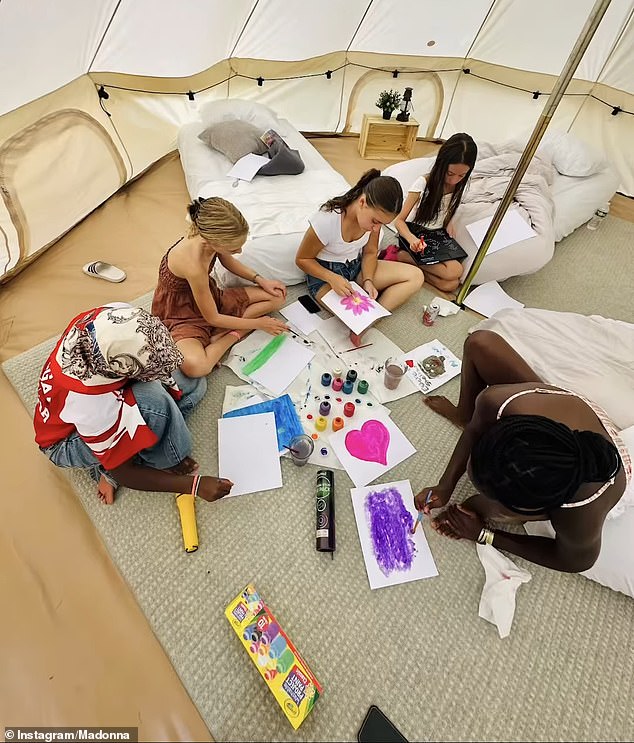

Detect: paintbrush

[341,342,374,353]
[283,444,300,455]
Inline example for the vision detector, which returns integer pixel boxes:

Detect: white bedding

[475,307,634,598]
[178,109,349,287]
[383,143,619,286]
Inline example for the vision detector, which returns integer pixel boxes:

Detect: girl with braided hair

[296,169,424,346]
[152,196,289,378]
[414,330,631,573]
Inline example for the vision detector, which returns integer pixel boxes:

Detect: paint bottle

[342,379,354,394]
[316,469,336,554]
[346,369,358,384]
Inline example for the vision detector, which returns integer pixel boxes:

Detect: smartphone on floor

[298,294,322,314]
[357,705,408,742]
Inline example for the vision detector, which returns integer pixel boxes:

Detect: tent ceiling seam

[437,0,497,137]
[88,0,125,73]
[228,0,261,59]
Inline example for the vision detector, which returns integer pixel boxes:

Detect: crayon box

[225,583,322,729]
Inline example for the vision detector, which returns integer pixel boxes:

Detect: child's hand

[362,278,379,300]
[256,316,289,335]
[414,484,451,513]
[198,476,233,502]
[257,277,287,298]
[329,275,354,296]
[446,221,456,238]
[409,237,425,253]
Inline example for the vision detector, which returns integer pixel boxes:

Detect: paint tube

[316,469,336,553]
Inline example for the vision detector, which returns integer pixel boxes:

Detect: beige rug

[503,215,634,322]
[4,281,634,742]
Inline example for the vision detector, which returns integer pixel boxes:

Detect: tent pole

[456,0,614,306]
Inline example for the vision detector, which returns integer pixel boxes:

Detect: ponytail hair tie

[188,197,203,223]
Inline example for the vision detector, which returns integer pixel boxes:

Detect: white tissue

[476,543,532,638]
[432,296,460,317]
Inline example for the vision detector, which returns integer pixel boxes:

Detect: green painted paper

[242,334,288,376]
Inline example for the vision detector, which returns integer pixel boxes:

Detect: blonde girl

[152,197,288,377]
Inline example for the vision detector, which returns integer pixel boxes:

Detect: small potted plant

[375,89,402,120]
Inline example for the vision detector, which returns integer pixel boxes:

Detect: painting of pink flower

[340,291,373,316]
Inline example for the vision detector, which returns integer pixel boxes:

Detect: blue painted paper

[223,394,303,452]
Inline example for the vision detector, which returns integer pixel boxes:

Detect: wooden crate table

[358,114,419,160]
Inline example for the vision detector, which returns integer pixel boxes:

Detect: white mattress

[383,152,620,286]
[178,115,350,287]
[476,307,634,598]
[551,165,620,242]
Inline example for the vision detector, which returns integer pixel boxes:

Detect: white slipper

[82,261,126,283]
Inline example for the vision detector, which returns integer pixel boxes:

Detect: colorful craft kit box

[225,583,322,729]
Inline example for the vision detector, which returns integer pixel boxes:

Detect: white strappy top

[496,387,632,508]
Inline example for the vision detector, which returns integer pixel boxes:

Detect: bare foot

[423,396,468,428]
[349,331,364,348]
[97,475,117,505]
[167,455,199,475]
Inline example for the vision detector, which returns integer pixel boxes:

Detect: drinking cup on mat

[383,357,407,390]
[289,434,314,466]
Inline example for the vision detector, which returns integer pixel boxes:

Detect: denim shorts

[306,256,362,298]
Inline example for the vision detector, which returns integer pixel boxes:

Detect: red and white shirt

[34,307,167,471]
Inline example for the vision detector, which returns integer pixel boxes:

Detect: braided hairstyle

[470,415,621,514]
[321,168,403,217]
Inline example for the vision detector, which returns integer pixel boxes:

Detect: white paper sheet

[466,208,537,254]
[227,153,271,182]
[248,335,315,397]
[321,281,391,335]
[462,281,525,318]
[351,480,438,589]
[402,340,462,394]
[299,389,392,470]
[280,300,324,336]
[328,414,416,487]
[222,385,268,416]
[317,316,418,403]
[217,412,282,497]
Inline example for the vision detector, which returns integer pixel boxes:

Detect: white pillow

[382,156,436,196]
[198,98,280,133]
[506,129,605,177]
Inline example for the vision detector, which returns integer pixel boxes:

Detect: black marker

[316,469,336,556]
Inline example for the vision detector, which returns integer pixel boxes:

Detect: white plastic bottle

[587,203,610,230]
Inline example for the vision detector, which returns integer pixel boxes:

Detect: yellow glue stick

[176,493,199,553]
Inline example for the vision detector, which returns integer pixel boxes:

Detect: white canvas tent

[1,0,633,283]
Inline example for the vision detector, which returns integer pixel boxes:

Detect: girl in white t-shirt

[296,169,424,344]
[393,133,477,294]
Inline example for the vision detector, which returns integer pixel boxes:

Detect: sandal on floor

[82,261,127,283]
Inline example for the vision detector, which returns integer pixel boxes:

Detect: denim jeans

[42,370,207,486]
[306,255,362,298]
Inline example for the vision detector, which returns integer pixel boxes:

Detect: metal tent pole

[456,0,614,306]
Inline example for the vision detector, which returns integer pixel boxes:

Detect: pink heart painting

[345,419,390,465]
[405,359,414,368]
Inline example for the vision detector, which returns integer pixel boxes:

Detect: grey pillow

[258,138,305,176]
[198,119,268,163]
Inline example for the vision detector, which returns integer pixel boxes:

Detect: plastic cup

[383,357,407,390]
[288,434,314,466]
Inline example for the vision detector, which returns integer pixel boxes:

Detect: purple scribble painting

[365,486,416,577]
